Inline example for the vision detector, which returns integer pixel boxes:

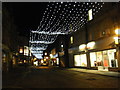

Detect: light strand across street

[29,2,104,59]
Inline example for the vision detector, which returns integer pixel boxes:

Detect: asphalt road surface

[2,66,119,89]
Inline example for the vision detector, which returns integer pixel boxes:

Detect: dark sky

[3,2,48,37]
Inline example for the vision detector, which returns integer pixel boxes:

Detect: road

[2,66,119,89]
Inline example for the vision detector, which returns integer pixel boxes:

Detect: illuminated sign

[79,44,86,51]
[87,41,95,50]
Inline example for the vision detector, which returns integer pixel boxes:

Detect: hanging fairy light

[29,2,104,59]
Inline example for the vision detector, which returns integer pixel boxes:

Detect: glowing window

[88,9,93,21]
[70,36,73,44]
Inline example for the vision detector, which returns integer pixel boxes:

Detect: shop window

[96,51,103,66]
[103,51,109,67]
[108,49,118,67]
[74,55,81,66]
[80,54,87,67]
[74,54,87,67]
[90,52,97,67]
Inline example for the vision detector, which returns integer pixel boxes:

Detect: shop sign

[79,44,86,51]
[87,41,95,50]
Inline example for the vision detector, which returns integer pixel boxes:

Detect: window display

[108,49,118,67]
[103,51,109,67]
[90,52,97,67]
[80,54,87,67]
[74,55,81,66]
[74,54,87,67]
[96,51,103,66]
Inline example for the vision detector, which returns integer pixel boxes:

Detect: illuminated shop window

[103,51,109,67]
[74,54,87,67]
[96,51,103,66]
[90,52,97,67]
[88,9,93,21]
[80,54,87,67]
[70,36,73,44]
[108,49,118,67]
[74,55,81,66]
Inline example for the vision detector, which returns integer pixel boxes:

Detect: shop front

[88,36,119,71]
[90,49,118,71]
[74,54,87,67]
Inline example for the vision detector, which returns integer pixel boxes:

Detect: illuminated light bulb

[61,2,63,4]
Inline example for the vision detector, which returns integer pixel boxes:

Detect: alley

[2,66,119,89]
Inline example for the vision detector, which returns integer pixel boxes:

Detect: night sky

[2,2,48,37]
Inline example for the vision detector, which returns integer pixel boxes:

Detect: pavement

[2,66,120,88]
[27,66,120,78]
[66,68,120,78]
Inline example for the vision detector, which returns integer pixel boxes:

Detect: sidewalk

[67,68,120,78]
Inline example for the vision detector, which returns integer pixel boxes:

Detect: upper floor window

[70,36,74,44]
[88,9,93,21]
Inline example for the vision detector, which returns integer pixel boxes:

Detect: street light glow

[115,29,120,35]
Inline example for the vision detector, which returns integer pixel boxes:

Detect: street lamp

[45,52,47,55]
[114,28,120,44]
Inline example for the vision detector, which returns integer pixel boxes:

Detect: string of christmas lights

[29,2,104,59]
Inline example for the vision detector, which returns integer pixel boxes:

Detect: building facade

[68,2,120,72]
